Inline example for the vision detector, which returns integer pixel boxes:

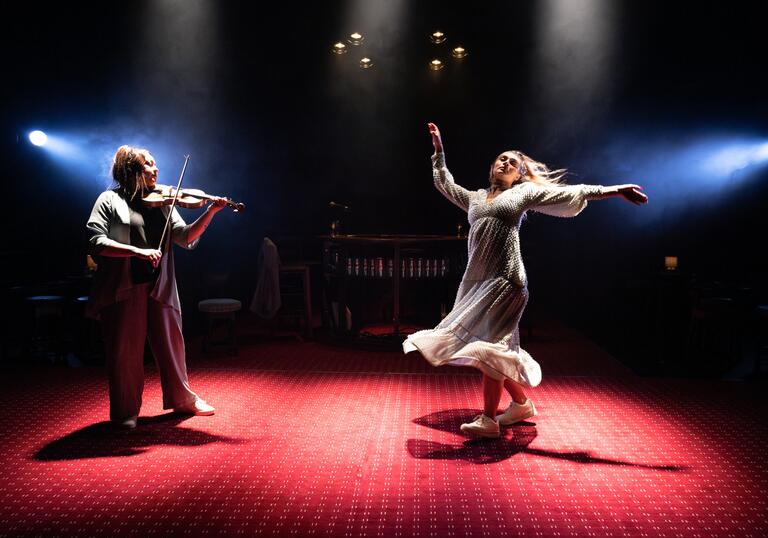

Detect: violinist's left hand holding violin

[207,196,228,214]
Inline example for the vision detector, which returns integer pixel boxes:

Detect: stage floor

[1,322,766,537]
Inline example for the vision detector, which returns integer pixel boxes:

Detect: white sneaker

[174,399,215,416]
[460,414,500,438]
[113,415,137,430]
[496,399,536,426]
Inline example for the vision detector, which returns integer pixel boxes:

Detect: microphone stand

[328,201,350,237]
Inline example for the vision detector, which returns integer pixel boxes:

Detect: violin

[143,184,245,213]
[148,155,244,252]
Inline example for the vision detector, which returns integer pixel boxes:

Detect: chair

[252,237,315,340]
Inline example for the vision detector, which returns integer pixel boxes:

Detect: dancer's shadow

[34,413,246,460]
[408,408,537,464]
[408,408,688,470]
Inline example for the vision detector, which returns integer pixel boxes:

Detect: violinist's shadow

[34,412,246,461]
[407,408,688,471]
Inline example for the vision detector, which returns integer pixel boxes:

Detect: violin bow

[157,155,191,252]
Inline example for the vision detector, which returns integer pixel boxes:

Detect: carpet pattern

[0,332,766,536]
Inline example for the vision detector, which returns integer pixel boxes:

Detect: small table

[321,234,466,337]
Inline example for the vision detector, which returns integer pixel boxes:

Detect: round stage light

[430,31,446,44]
[359,57,373,69]
[29,130,48,147]
[429,59,444,71]
[451,46,467,59]
[348,32,364,46]
[332,42,348,54]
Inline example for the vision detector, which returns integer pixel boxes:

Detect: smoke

[529,0,620,144]
[570,127,768,225]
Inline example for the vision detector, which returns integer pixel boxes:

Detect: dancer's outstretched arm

[522,180,648,218]
[586,184,648,205]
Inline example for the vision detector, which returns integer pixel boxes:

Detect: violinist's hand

[135,248,163,268]
[615,184,649,205]
[207,196,227,214]
[428,122,444,154]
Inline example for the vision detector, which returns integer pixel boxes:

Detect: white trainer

[174,399,215,416]
[496,398,536,426]
[460,414,500,438]
[114,415,137,430]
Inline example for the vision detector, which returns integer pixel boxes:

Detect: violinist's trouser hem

[101,283,198,421]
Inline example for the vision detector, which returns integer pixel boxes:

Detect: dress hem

[403,330,542,388]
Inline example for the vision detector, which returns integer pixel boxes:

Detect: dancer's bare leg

[483,375,504,418]
[503,378,528,404]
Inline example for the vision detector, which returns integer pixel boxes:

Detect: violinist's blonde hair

[490,150,567,187]
[112,145,152,200]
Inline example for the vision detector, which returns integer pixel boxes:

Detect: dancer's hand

[615,184,648,205]
[428,122,444,154]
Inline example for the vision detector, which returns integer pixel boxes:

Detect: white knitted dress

[403,152,606,387]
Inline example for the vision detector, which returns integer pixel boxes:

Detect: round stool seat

[198,298,242,314]
[26,295,65,303]
[26,295,66,316]
[198,299,241,355]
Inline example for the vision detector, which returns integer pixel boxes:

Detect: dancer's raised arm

[428,122,444,154]
[428,122,472,212]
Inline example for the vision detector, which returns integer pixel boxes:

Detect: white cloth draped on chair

[250,237,281,318]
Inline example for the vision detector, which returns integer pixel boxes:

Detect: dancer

[87,145,227,430]
[404,123,648,438]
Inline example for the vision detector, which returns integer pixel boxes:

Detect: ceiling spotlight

[332,42,348,54]
[359,57,373,69]
[29,130,48,147]
[348,32,364,46]
[429,59,444,71]
[430,31,446,44]
[451,46,467,59]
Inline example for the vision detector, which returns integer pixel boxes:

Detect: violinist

[86,145,227,430]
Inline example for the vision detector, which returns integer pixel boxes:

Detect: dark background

[3,1,767,373]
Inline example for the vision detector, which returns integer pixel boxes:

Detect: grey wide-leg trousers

[100,283,198,421]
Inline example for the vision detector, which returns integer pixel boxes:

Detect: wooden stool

[198,298,242,355]
[279,264,313,339]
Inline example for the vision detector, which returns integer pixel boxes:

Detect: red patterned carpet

[1,323,766,537]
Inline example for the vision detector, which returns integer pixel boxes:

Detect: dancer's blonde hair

[490,151,567,186]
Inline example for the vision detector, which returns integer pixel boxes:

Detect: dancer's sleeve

[432,153,472,212]
[520,182,608,218]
